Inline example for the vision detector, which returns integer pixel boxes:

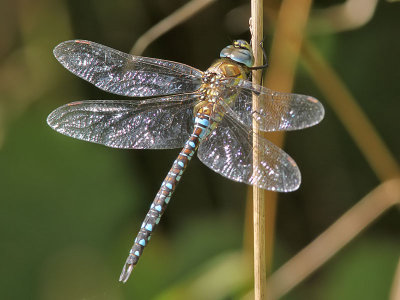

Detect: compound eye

[220,40,254,67]
[233,40,251,51]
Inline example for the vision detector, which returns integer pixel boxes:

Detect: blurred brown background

[0,0,399,299]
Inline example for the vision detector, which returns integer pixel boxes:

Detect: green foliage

[0,0,399,299]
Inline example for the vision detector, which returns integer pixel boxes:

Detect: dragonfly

[47,39,324,283]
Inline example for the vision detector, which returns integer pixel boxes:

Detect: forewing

[47,94,198,149]
[197,112,301,192]
[222,78,324,132]
[54,40,203,97]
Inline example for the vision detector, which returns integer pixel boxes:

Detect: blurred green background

[0,0,399,299]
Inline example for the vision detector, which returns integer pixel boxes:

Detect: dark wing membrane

[47,94,198,149]
[197,110,301,192]
[54,40,203,97]
[222,78,324,132]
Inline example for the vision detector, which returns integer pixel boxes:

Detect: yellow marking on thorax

[194,58,250,126]
[207,58,249,79]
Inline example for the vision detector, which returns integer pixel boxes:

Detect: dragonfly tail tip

[119,263,134,283]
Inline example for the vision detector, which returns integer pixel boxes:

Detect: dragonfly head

[220,40,254,68]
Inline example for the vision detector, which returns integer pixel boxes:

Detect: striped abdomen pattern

[119,104,213,282]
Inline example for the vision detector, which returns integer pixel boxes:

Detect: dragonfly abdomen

[119,109,212,282]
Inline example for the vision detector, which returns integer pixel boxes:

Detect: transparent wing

[54,40,203,97]
[222,78,324,132]
[47,94,199,149]
[197,109,301,192]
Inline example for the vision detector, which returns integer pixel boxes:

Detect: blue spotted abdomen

[119,110,212,282]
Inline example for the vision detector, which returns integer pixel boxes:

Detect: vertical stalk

[251,0,265,299]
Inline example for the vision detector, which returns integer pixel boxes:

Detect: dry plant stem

[265,0,312,91]
[251,0,265,299]
[246,0,313,297]
[267,178,400,299]
[390,257,400,300]
[262,0,313,295]
[301,42,400,180]
[130,0,217,55]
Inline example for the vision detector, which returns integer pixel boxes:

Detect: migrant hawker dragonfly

[47,39,324,282]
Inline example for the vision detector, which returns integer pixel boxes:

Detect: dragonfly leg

[249,38,269,71]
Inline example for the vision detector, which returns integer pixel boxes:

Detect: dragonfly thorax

[194,59,248,127]
[205,57,250,81]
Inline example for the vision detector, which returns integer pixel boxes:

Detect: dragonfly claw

[119,262,134,283]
